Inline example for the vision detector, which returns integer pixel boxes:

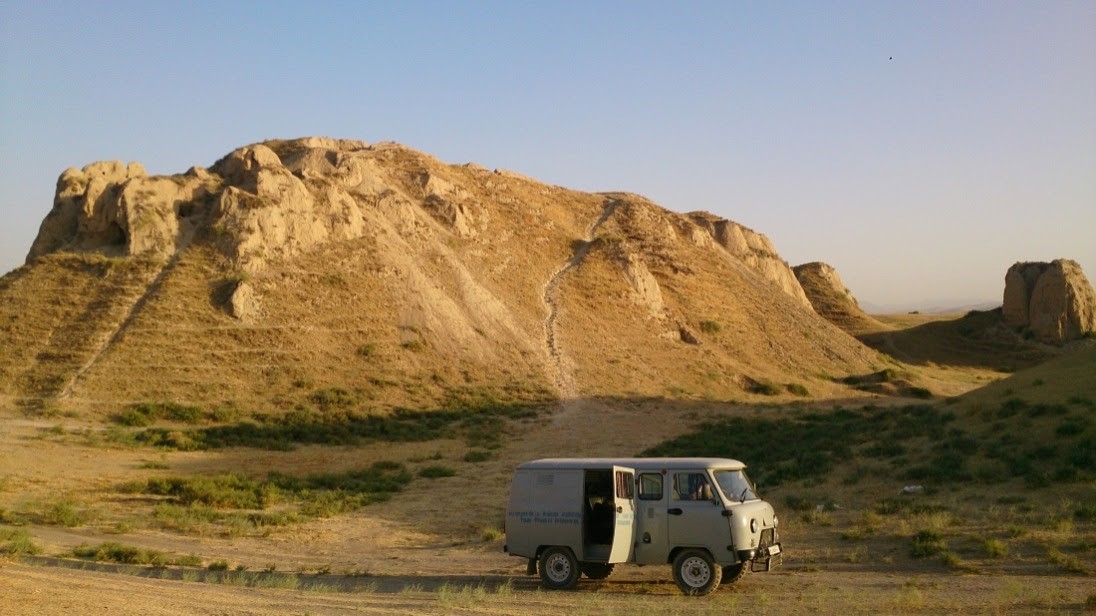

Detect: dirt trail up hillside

[542,198,620,399]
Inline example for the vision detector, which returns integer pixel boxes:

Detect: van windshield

[714,470,758,502]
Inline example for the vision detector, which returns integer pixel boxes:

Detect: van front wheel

[672,549,722,596]
[539,547,580,590]
[722,562,747,583]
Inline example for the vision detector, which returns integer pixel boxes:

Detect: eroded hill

[1,137,884,415]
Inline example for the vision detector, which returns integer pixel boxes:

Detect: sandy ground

[1,397,1092,614]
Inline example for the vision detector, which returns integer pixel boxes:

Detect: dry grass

[1,141,1093,613]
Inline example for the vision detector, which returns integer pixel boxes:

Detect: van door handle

[616,506,623,513]
[668,508,683,515]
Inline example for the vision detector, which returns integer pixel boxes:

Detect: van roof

[515,457,746,471]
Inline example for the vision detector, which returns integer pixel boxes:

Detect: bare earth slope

[0,138,881,414]
[792,261,888,336]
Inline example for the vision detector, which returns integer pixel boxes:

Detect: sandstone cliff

[1002,260,1096,343]
[687,212,811,308]
[3,137,882,412]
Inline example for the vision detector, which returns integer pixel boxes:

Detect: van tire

[539,547,580,590]
[722,562,747,583]
[672,549,722,596]
[579,562,614,580]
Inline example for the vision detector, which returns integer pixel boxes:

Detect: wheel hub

[547,554,571,581]
[681,557,710,586]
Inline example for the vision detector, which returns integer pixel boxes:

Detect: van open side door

[608,466,636,563]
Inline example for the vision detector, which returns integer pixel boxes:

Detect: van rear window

[615,470,634,499]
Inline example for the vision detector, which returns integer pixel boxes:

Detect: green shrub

[116,402,211,426]
[463,450,492,463]
[208,560,230,571]
[137,464,411,532]
[418,465,456,479]
[177,554,203,567]
[644,404,955,487]
[118,398,544,452]
[698,320,721,335]
[402,340,425,352]
[42,499,89,527]
[746,379,781,396]
[1046,548,1086,574]
[1056,420,1088,437]
[785,383,811,397]
[73,542,167,566]
[905,387,933,400]
[910,530,947,558]
[0,529,41,555]
[308,388,359,412]
[983,538,1008,558]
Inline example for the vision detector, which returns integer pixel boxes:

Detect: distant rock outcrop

[28,161,218,261]
[1002,260,1096,343]
[792,262,886,336]
[688,212,811,308]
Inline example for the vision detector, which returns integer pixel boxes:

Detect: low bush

[115,402,210,427]
[645,404,955,487]
[746,379,781,396]
[785,383,811,397]
[73,542,168,566]
[41,499,89,527]
[463,450,492,463]
[117,398,543,452]
[418,465,456,479]
[983,538,1008,558]
[910,530,947,558]
[0,528,41,555]
[136,461,411,533]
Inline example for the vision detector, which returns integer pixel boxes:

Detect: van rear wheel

[539,547,580,590]
[580,562,614,580]
[672,549,722,596]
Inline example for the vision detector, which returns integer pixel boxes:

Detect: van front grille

[760,528,775,548]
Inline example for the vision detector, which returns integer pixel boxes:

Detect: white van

[505,457,781,595]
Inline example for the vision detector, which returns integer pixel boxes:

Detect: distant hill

[858,300,1000,315]
[792,261,889,336]
[0,138,882,416]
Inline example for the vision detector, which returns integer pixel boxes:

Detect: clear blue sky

[2,1,1093,309]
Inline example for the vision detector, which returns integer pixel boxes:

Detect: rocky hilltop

[1002,260,1096,343]
[792,262,886,336]
[1,138,882,413]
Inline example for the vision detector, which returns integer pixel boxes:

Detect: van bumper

[738,542,782,568]
[739,542,783,572]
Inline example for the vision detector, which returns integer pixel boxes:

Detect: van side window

[638,473,663,500]
[615,470,634,499]
[673,472,713,501]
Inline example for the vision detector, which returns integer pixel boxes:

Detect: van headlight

[750,518,758,533]
[773,515,779,528]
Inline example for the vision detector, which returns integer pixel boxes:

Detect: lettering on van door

[506,510,581,525]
